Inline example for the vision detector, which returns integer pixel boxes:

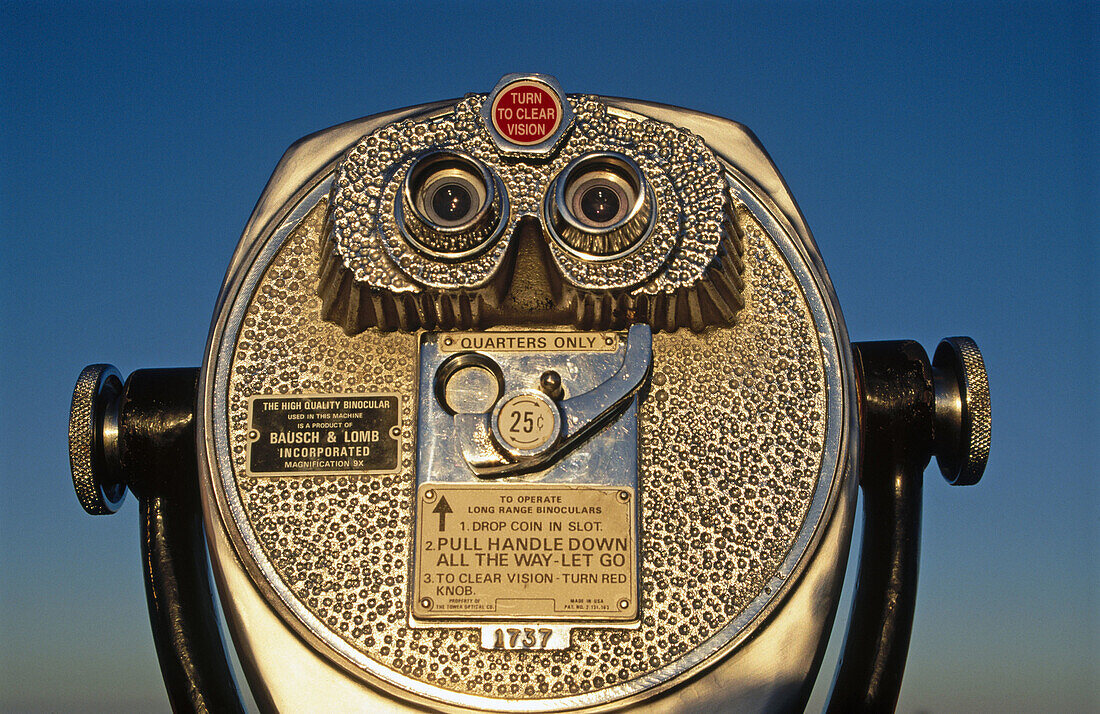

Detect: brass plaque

[412,485,638,621]
[438,331,618,353]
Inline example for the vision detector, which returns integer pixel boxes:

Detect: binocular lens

[578,185,622,225]
[430,183,474,224]
[546,152,653,260]
[401,151,503,259]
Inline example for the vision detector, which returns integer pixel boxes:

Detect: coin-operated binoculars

[69,74,990,713]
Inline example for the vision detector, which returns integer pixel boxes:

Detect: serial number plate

[412,485,638,621]
[245,394,400,476]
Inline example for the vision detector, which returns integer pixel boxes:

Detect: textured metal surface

[215,187,828,707]
[320,96,743,333]
[398,150,508,259]
[195,98,857,713]
[69,363,126,515]
[933,336,991,485]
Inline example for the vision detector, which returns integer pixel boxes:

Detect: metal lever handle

[458,323,652,477]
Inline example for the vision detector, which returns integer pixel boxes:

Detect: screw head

[539,370,563,400]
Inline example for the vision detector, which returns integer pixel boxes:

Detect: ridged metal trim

[320,97,745,334]
[68,364,125,515]
[561,186,745,332]
[950,336,991,485]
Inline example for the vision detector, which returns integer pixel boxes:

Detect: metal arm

[69,366,244,714]
[827,338,990,713]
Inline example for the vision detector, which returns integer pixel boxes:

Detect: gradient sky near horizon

[1,2,1096,712]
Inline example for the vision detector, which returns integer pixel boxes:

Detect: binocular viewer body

[69,74,989,713]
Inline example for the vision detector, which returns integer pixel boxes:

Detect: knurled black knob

[68,364,127,514]
[932,337,991,486]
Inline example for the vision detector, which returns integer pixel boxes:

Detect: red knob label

[489,80,563,146]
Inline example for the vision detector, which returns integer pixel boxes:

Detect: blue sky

[1,2,1096,712]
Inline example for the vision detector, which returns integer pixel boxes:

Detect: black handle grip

[122,368,246,714]
[826,341,933,713]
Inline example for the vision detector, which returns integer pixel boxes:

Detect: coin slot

[434,352,504,415]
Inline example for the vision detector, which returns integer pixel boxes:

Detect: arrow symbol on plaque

[433,495,453,532]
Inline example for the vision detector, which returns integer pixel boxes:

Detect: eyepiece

[544,152,653,260]
[400,150,505,260]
